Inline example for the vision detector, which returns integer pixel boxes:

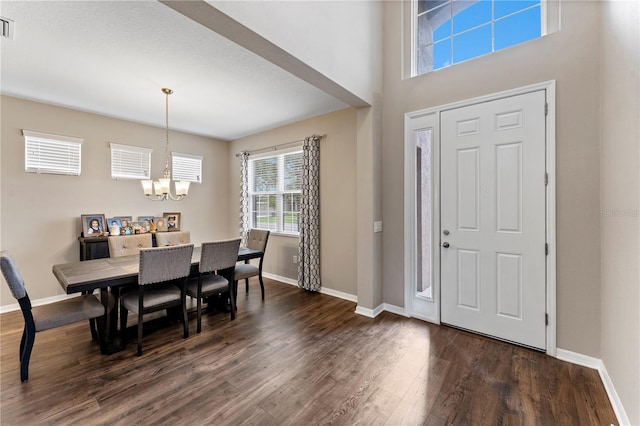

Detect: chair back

[139,244,194,286]
[156,231,191,247]
[108,234,153,258]
[246,229,270,252]
[199,239,241,274]
[0,251,27,300]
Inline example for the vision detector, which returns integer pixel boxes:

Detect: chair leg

[137,311,144,356]
[95,315,107,355]
[89,318,98,340]
[259,274,265,300]
[20,325,35,382]
[245,278,249,293]
[232,281,239,313]
[120,303,128,343]
[196,293,202,334]
[182,299,189,339]
[19,325,27,360]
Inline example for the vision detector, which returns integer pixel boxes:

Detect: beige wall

[228,108,358,296]
[600,1,640,424]
[382,1,603,356]
[0,95,230,307]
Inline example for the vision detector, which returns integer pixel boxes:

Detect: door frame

[403,80,557,356]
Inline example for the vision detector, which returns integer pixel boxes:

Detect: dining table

[52,245,263,354]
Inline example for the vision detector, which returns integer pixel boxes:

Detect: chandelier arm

[142,88,188,202]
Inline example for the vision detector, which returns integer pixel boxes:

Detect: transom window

[415,0,543,75]
[23,130,82,176]
[248,150,303,235]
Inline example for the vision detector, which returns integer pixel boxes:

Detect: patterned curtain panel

[239,151,250,246]
[298,135,321,291]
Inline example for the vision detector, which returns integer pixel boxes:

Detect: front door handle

[442,242,450,248]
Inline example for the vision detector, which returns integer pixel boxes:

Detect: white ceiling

[0,1,348,140]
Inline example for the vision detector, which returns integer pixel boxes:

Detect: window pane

[283,193,300,233]
[422,0,449,13]
[252,157,278,192]
[252,194,277,231]
[452,0,491,35]
[430,4,452,43]
[453,24,492,64]
[433,38,452,70]
[495,6,541,51]
[494,0,539,19]
[172,152,202,183]
[417,44,434,74]
[283,152,303,191]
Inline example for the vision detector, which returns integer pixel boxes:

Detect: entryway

[403,81,556,353]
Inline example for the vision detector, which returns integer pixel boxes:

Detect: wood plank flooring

[1,278,617,425]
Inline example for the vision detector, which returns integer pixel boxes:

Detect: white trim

[22,129,83,145]
[355,304,384,318]
[382,303,410,318]
[0,293,87,314]
[263,272,297,286]
[262,272,358,303]
[403,80,557,356]
[556,349,630,426]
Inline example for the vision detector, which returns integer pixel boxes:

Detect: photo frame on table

[114,216,133,235]
[137,216,154,232]
[163,212,180,231]
[154,217,168,232]
[82,214,107,237]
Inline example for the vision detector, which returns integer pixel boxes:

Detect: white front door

[440,90,547,350]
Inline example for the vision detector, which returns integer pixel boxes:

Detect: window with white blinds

[110,143,152,179]
[23,130,82,176]
[172,152,203,183]
[249,149,303,234]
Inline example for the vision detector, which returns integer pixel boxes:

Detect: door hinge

[545,243,549,255]
[545,103,548,116]
[545,313,549,326]
[544,173,548,186]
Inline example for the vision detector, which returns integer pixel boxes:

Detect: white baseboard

[557,349,630,425]
[262,272,358,303]
[354,304,384,318]
[0,292,84,314]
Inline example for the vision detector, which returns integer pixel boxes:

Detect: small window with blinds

[23,130,82,176]
[249,149,303,235]
[172,152,203,183]
[110,143,152,179]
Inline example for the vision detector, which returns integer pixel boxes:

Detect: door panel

[440,90,546,350]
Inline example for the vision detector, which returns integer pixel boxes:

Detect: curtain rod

[235,134,325,157]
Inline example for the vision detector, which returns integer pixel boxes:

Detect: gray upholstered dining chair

[234,229,270,300]
[155,231,190,247]
[108,234,153,257]
[0,250,106,381]
[119,244,194,356]
[186,239,241,333]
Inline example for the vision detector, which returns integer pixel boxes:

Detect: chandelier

[141,88,190,201]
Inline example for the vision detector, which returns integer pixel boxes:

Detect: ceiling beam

[159,0,370,109]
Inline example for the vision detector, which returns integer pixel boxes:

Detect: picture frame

[137,216,154,232]
[154,217,168,232]
[115,216,133,235]
[82,214,107,237]
[163,212,181,231]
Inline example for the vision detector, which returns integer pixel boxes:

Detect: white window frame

[23,130,83,176]
[409,0,560,77]
[248,148,303,236]
[172,152,203,183]
[110,143,152,180]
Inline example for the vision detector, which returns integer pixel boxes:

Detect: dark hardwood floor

[1,278,617,425]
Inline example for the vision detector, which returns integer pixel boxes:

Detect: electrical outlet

[293,255,298,264]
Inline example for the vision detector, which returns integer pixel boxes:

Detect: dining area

[1,229,270,382]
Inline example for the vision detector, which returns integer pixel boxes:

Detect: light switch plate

[374,221,383,233]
